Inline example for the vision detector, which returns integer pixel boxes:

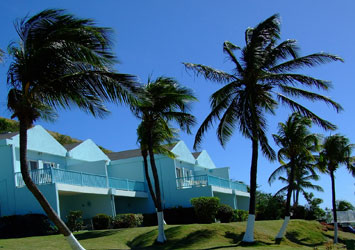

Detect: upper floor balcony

[176,174,248,193]
[15,168,146,193]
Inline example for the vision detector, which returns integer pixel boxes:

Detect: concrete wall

[66,159,107,176]
[236,196,249,210]
[195,167,230,179]
[59,193,113,219]
[108,157,145,182]
[213,192,236,209]
[195,150,216,169]
[115,196,154,214]
[171,141,195,164]
[68,139,109,162]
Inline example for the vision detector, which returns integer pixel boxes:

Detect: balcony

[15,168,146,192]
[176,175,248,193]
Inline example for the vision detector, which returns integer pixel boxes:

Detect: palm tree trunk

[147,133,166,243]
[242,137,258,243]
[276,163,296,239]
[142,149,158,208]
[330,170,338,244]
[19,118,85,250]
[295,186,300,207]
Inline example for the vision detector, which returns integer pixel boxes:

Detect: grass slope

[0,220,353,250]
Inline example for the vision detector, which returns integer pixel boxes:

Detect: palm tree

[184,14,342,242]
[270,113,320,239]
[317,135,355,243]
[7,9,136,250]
[132,77,196,243]
[0,49,4,62]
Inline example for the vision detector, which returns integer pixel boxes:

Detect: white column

[242,214,255,242]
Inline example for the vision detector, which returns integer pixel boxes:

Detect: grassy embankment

[0,220,354,250]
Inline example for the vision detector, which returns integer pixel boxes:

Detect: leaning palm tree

[270,113,319,239]
[184,14,342,242]
[317,135,355,244]
[132,77,196,243]
[7,9,136,250]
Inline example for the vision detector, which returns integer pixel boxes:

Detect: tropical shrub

[191,197,220,223]
[92,214,111,230]
[164,206,196,224]
[0,214,57,238]
[233,209,249,222]
[66,210,83,232]
[112,214,143,228]
[216,204,234,223]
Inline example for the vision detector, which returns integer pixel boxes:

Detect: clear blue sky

[0,0,354,209]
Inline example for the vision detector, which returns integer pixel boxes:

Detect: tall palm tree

[0,49,4,63]
[184,14,342,242]
[270,113,319,239]
[7,9,136,250]
[317,135,355,243]
[132,77,196,243]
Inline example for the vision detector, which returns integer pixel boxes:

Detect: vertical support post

[126,179,129,191]
[80,172,83,186]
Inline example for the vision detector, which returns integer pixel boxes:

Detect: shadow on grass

[285,231,323,248]
[128,226,216,250]
[75,230,118,240]
[322,232,355,250]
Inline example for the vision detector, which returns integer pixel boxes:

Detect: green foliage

[0,117,19,134]
[336,200,354,211]
[256,191,285,220]
[92,214,111,230]
[304,192,325,220]
[66,210,83,232]
[164,206,196,224]
[142,213,157,226]
[112,214,143,228]
[0,214,57,238]
[191,197,220,223]
[216,204,234,223]
[233,209,249,222]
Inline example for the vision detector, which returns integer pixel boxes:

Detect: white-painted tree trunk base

[65,233,86,250]
[334,222,338,244]
[242,214,255,242]
[276,216,290,239]
[157,211,167,243]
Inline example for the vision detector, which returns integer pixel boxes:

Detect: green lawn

[0,220,353,250]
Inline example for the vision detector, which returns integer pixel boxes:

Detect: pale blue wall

[195,167,230,179]
[236,196,249,210]
[171,141,195,164]
[195,150,216,169]
[59,193,113,219]
[108,157,145,182]
[213,192,236,209]
[66,159,107,176]
[68,139,109,162]
[115,196,154,214]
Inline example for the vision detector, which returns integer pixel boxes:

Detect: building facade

[0,125,249,220]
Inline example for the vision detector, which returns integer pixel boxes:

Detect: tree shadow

[285,231,323,248]
[322,232,355,250]
[75,230,118,240]
[128,226,216,249]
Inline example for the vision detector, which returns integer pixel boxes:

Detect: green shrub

[112,214,143,228]
[0,214,58,238]
[66,210,83,232]
[190,197,220,223]
[233,209,248,222]
[216,204,234,223]
[92,214,111,230]
[142,213,157,226]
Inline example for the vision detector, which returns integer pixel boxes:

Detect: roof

[106,142,178,161]
[106,148,142,161]
[192,152,202,159]
[0,131,19,140]
[63,142,82,151]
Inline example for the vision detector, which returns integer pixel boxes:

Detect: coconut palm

[317,134,355,243]
[184,14,342,242]
[7,9,136,250]
[269,113,320,238]
[0,49,4,62]
[132,77,196,243]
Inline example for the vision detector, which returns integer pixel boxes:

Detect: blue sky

[0,0,354,209]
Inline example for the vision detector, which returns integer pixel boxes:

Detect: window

[43,162,57,169]
[27,161,38,171]
[176,167,183,178]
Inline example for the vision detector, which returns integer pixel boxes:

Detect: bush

[216,204,234,223]
[191,197,220,223]
[164,206,196,224]
[92,214,111,230]
[112,214,143,228]
[66,210,83,232]
[233,209,248,222]
[0,214,57,238]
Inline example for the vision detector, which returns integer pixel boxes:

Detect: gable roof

[63,142,82,151]
[106,148,142,161]
[0,131,19,140]
[192,152,202,159]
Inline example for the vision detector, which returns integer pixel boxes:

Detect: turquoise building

[0,125,249,220]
